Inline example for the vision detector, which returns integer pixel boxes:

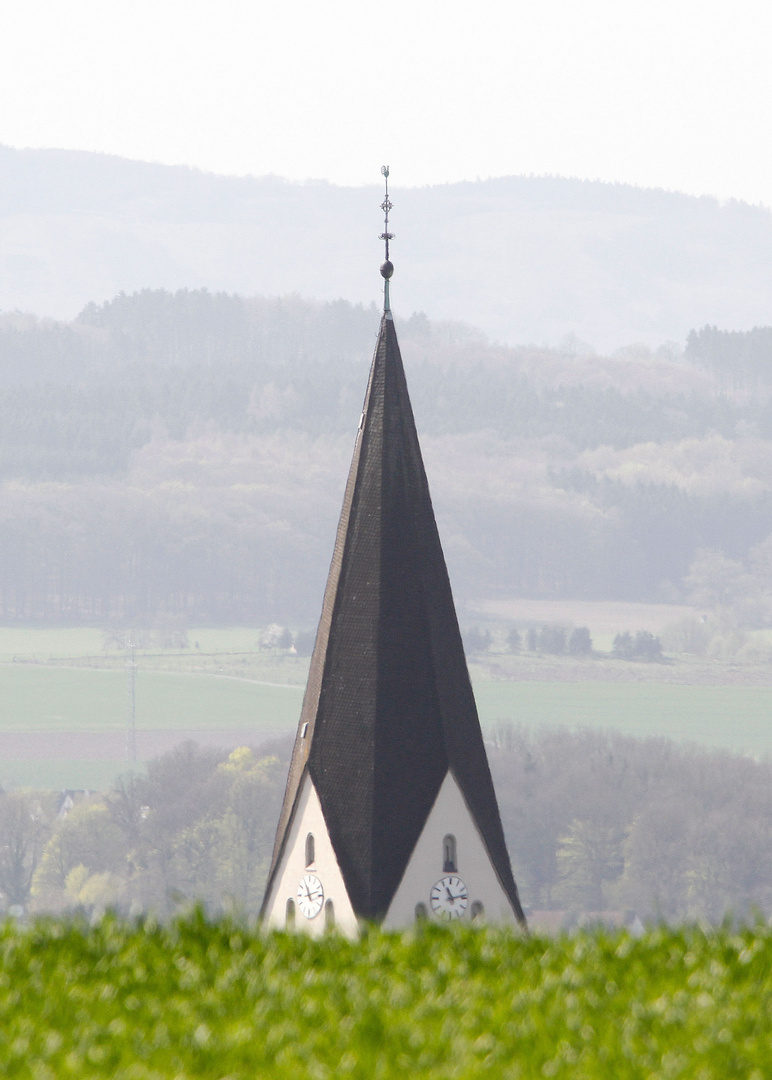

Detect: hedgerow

[1,913,771,1078]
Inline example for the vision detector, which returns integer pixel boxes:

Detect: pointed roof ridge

[262,312,525,924]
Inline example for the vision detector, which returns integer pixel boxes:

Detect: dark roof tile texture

[264,315,524,924]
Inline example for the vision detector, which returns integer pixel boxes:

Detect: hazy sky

[2,0,771,204]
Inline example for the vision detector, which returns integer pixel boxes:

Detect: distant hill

[3,288,772,625]
[2,146,772,350]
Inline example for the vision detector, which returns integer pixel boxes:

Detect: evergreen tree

[539,625,568,655]
[567,627,593,656]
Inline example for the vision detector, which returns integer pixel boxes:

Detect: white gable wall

[262,774,359,937]
[384,771,518,928]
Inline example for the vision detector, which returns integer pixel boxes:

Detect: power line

[126,638,136,762]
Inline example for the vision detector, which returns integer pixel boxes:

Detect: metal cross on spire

[379,165,394,316]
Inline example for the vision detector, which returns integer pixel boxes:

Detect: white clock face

[430,875,469,919]
[297,873,324,919]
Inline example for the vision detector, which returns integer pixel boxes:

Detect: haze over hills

[2,288,772,631]
[3,146,772,350]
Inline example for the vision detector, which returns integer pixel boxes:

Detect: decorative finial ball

[380,260,394,280]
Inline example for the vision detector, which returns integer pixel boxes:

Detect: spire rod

[379,165,394,316]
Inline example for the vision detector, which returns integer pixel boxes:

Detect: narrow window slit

[443,834,457,873]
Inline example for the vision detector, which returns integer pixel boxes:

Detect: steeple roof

[263,312,525,924]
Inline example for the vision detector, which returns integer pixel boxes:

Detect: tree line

[0,289,767,485]
[1,730,770,923]
[1,742,286,918]
[492,727,772,921]
[686,324,772,390]
[4,459,772,624]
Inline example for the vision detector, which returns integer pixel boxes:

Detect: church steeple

[261,174,525,931]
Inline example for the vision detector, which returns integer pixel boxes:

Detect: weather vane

[379,165,394,315]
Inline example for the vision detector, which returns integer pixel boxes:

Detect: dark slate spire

[262,173,524,924]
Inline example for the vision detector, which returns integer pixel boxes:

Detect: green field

[0,626,277,660]
[2,916,772,1078]
[3,665,772,748]
[0,666,303,733]
[0,759,133,791]
[2,626,772,791]
[474,680,772,755]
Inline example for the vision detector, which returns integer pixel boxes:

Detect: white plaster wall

[263,774,359,937]
[384,771,519,928]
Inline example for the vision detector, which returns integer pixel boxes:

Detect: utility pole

[126,637,136,762]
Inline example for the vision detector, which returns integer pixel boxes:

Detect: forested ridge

[3,288,772,623]
[1,291,760,482]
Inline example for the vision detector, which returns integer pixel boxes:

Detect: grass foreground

[2,915,771,1078]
